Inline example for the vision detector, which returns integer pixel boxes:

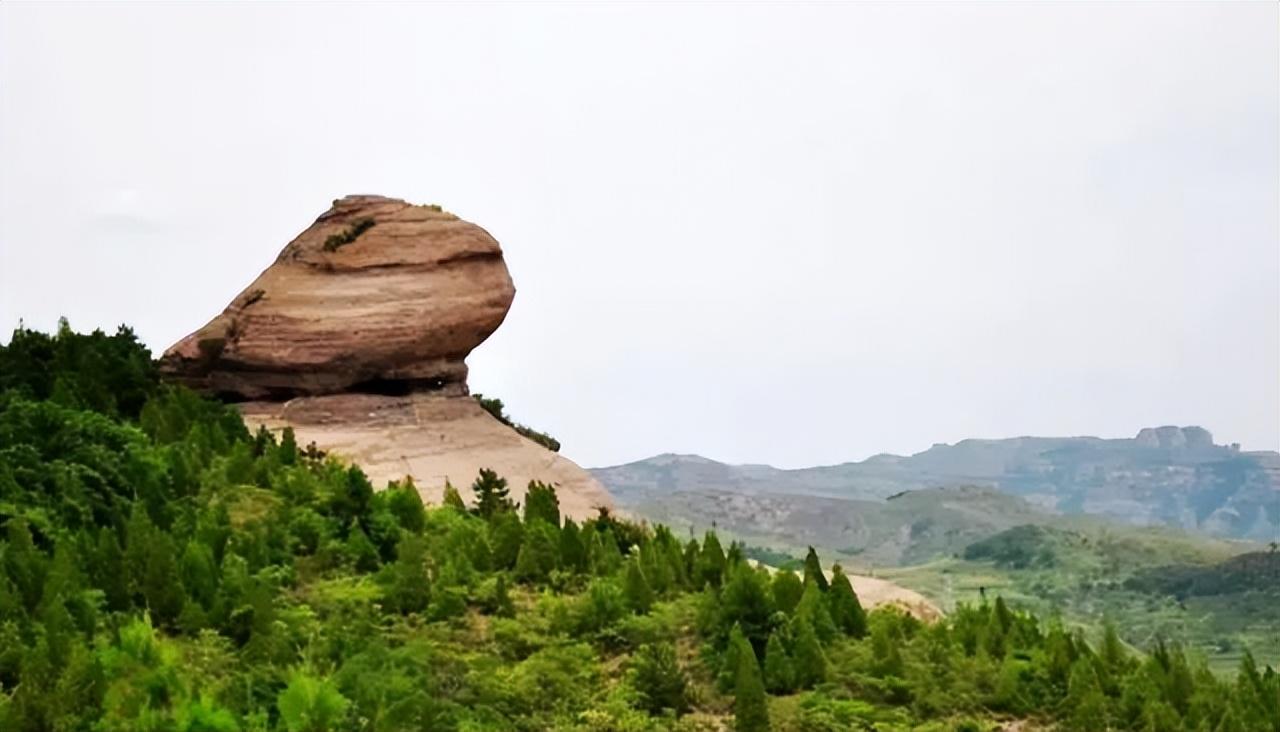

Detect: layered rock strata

[162,195,613,518]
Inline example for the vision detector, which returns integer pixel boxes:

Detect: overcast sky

[1,3,1276,469]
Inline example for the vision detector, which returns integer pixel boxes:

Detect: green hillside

[1,322,1278,731]
[883,524,1279,673]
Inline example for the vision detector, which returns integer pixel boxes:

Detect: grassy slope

[879,525,1278,673]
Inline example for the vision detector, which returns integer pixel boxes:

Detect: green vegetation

[1,322,1279,731]
[473,393,561,452]
[885,523,1280,673]
[321,217,376,252]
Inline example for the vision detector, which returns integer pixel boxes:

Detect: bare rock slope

[162,195,613,518]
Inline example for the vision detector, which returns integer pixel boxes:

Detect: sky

[1,3,1276,469]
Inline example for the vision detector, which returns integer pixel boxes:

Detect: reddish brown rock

[161,195,613,519]
[161,195,515,399]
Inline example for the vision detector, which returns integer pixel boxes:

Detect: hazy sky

[1,3,1276,468]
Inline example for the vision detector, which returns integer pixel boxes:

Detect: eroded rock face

[239,393,614,520]
[162,195,613,519]
[161,195,515,400]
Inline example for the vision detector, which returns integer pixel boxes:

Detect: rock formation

[161,195,613,519]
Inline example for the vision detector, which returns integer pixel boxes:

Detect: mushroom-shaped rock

[160,195,515,400]
[160,195,613,519]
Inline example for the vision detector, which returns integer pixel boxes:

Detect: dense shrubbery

[0,323,1278,731]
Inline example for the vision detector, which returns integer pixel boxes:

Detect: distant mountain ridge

[593,426,1280,542]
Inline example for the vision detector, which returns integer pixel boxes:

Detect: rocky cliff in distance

[162,195,613,519]
[595,427,1280,542]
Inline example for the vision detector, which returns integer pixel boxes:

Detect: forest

[0,321,1277,731]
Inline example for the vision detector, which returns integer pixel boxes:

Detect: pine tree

[382,533,431,615]
[718,564,776,653]
[795,580,837,643]
[331,467,374,534]
[623,558,653,614]
[683,538,700,582]
[630,642,689,716]
[641,544,673,596]
[560,518,587,573]
[441,480,467,512]
[523,481,560,527]
[726,541,745,568]
[720,623,748,692]
[1101,622,1130,674]
[871,622,905,678]
[826,565,867,638]
[142,531,186,627]
[488,574,515,617]
[771,571,803,615]
[1065,657,1109,731]
[763,630,794,694]
[278,426,299,465]
[698,531,726,588]
[345,525,381,573]
[488,510,524,570]
[791,615,828,689]
[802,547,828,592]
[384,479,426,534]
[588,529,624,576]
[4,519,48,613]
[733,629,771,732]
[471,468,513,518]
[179,540,219,610]
[94,528,130,612]
[514,522,560,584]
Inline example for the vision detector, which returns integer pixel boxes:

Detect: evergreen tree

[278,426,299,465]
[1065,657,1109,731]
[871,621,905,678]
[331,467,374,534]
[794,580,837,643]
[726,541,745,568]
[630,642,689,716]
[523,481,560,527]
[381,534,431,615]
[384,479,426,534]
[471,468,513,518]
[718,564,776,654]
[441,480,467,512]
[683,538,700,582]
[791,615,828,689]
[698,531,726,588]
[514,522,560,584]
[488,574,515,618]
[142,532,186,627]
[641,544,673,596]
[179,540,219,610]
[763,630,794,694]
[733,629,771,732]
[588,528,624,576]
[559,518,588,573]
[802,547,829,592]
[623,558,654,614]
[4,519,48,613]
[488,510,524,570]
[826,565,867,638]
[771,570,803,615]
[1101,622,1131,674]
[345,525,380,573]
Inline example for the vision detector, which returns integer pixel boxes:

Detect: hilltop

[595,430,1280,541]
[160,195,613,519]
